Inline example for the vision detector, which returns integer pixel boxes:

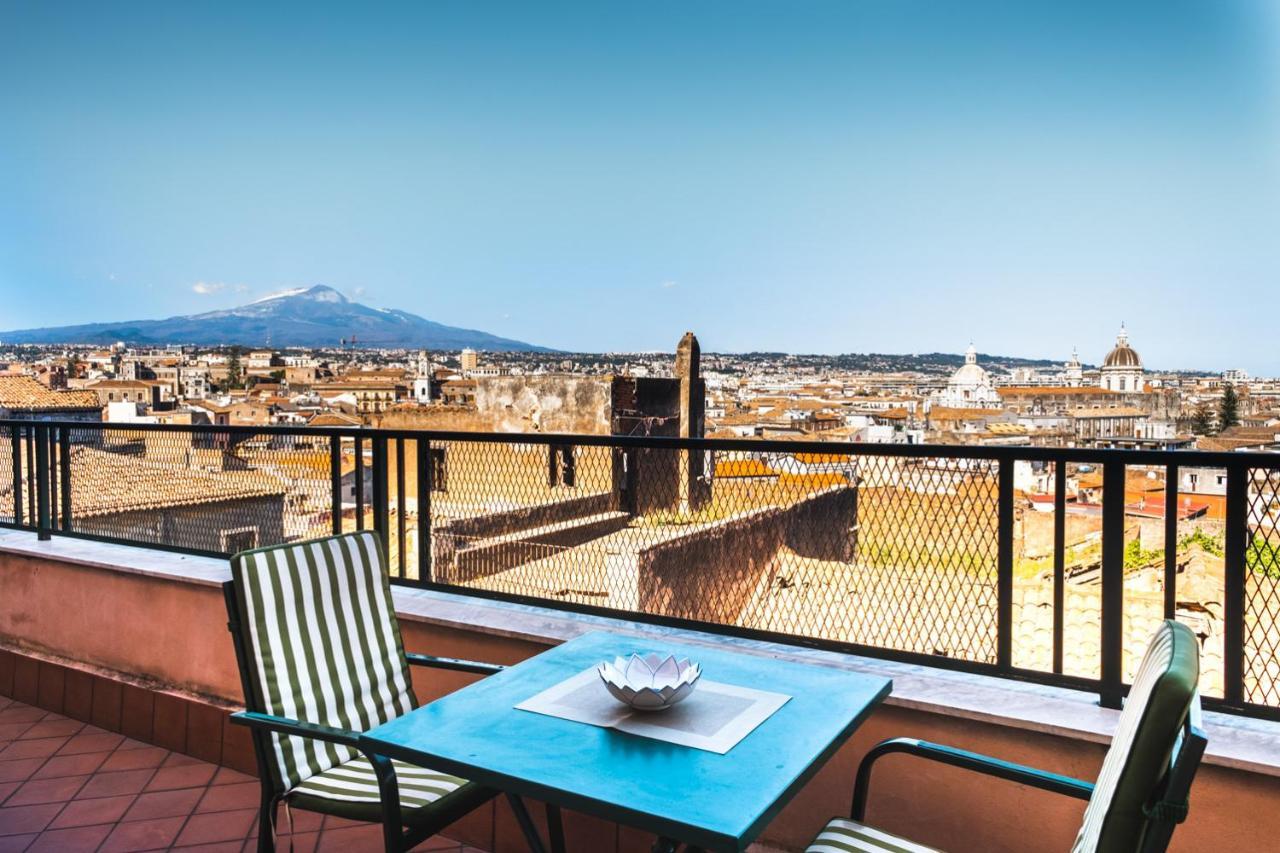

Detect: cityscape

[2,1,1279,851]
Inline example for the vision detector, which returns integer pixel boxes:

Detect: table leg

[506,793,548,853]
[546,803,566,853]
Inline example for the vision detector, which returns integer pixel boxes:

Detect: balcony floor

[0,696,480,852]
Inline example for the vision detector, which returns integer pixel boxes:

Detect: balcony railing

[2,418,1278,721]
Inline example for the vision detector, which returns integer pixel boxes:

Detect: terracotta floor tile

[144,763,216,792]
[30,752,108,781]
[0,739,67,762]
[46,794,136,829]
[19,720,83,741]
[315,822,385,851]
[99,747,168,773]
[174,841,246,852]
[173,808,257,846]
[24,823,113,852]
[278,805,323,833]
[162,752,205,768]
[0,833,36,852]
[0,783,18,805]
[320,813,367,829]
[0,803,63,836]
[121,787,203,822]
[0,761,44,785]
[3,775,89,807]
[196,781,258,814]
[415,835,467,850]
[212,768,256,786]
[56,732,124,756]
[0,708,44,727]
[98,814,186,852]
[113,738,154,752]
[0,726,35,744]
[74,768,154,799]
[283,830,322,853]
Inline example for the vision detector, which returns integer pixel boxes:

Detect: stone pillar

[675,332,709,513]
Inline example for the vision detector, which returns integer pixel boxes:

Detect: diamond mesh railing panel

[424,443,1001,664]
[57,425,339,556]
[1244,468,1280,707]
[0,424,19,525]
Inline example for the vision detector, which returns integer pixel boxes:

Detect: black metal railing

[2,418,1278,721]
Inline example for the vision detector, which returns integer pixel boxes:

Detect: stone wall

[637,487,857,624]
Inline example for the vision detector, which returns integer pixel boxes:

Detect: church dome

[950,343,989,384]
[1102,326,1142,369]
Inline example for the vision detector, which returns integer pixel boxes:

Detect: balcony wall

[2,532,1279,852]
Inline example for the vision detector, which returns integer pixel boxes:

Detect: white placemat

[515,667,791,754]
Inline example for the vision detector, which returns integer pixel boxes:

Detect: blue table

[361,631,891,853]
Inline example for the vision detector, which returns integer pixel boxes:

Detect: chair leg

[256,789,277,853]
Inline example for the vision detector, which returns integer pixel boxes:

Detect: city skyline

[3,1,1279,371]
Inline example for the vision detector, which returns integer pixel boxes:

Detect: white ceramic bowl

[597,653,702,711]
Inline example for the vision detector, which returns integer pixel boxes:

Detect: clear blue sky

[2,1,1278,371]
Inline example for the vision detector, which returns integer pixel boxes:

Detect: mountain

[0,286,550,351]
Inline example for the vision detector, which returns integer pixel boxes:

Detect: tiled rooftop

[0,376,101,412]
[0,696,479,853]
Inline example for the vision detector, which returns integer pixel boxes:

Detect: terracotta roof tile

[0,376,102,412]
[67,446,286,518]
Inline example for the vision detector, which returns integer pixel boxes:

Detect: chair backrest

[225,531,415,792]
[1072,619,1203,853]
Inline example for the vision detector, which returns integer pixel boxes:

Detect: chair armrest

[405,652,505,675]
[853,737,1094,820]
[230,711,363,749]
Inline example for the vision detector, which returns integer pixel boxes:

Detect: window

[220,527,259,554]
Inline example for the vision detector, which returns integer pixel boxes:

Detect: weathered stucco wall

[474,375,614,435]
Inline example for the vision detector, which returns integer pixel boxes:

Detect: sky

[1,1,1278,372]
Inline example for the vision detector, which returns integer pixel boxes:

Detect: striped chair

[808,620,1206,853]
[224,531,502,852]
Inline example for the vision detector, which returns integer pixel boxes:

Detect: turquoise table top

[361,631,891,852]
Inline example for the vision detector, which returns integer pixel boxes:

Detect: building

[1063,347,1084,386]
[1100,325,1144,393]
[0,376,103,421]
[460,348,479,374]
[931,344,1001,409]
[997,385,1122,415]
[314,381,400,414]
[1071,406,1148,445]
[85,380,158,406]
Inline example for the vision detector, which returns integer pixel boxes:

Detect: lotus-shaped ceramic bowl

[597,653,701,711]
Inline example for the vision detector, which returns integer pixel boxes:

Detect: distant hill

[0,285,550,351]
[726,351,1088,373]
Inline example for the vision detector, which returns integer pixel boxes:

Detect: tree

[1190,403,1215,435]
[226,348,244,390]
[1219,383,1240,432]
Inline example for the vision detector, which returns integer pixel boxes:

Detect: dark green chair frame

[851,696,1207,852]
[223,580,545,852]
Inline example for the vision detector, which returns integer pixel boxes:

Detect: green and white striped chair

[224,531,502,852]
[809,620,1206,853]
